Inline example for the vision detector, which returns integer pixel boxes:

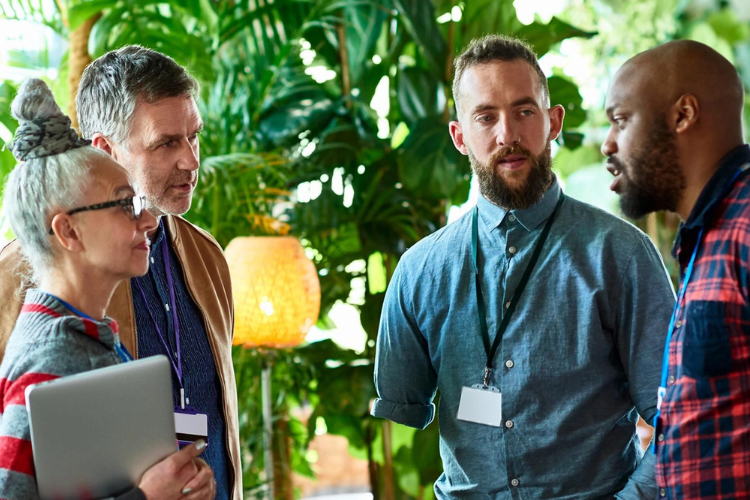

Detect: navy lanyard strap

[472,192,565,386]
[132,234,184,390]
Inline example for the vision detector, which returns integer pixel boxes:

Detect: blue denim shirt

[372,179,675,499]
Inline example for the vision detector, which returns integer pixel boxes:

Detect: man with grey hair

[371,35,675,498]
[0,46,241,500]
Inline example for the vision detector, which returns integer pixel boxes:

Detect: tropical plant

[6,0,748,498]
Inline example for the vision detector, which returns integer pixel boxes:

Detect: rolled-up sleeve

[371,257,437,429]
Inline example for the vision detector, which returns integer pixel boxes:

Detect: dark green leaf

[460,0,522,41]
[393,0,447,79]
[548,75,586,129]
[559,131,584,150]
[397,117,468,200]
[398,66,441,125]
[517,16,597,57]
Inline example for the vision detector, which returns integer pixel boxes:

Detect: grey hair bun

[9,78,90,162]
[11,78,65,123]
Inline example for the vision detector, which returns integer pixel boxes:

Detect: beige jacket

[0,215,243,500]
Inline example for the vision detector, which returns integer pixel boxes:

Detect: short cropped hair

[76,45,199,147]
[453,35,549,114]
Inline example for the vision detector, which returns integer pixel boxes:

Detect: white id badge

[174,408,209,447]
[457,384,502,427]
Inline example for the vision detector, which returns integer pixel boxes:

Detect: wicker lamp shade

[225,236,320,348]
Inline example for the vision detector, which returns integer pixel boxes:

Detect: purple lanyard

[134,235,185,407]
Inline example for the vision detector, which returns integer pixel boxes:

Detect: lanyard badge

[457,193,565,427]
[134,232,210,445]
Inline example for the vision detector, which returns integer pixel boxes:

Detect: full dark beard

[469,142,554,210]
[614,118,685,219]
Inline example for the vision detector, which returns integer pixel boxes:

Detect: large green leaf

[258,91,337,147]
[516,16,597,57]
[397,117,467,200]
[397,66,441,126]
[343,2,387,85]
[548,75,585,129]
[707,8,750,46]
[393,0,447,79]
[460,0,522,43]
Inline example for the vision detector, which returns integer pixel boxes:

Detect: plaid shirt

[655,144,750,499]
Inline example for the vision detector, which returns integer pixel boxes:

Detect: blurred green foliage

[1,0,750,497]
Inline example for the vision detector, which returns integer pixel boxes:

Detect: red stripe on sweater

[20,303,61,318]
[0,373,60,411]
[82,319,100,341]
[0,436,35,476]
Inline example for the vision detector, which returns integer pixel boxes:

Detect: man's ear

[670,94,699,135]
[548,104,565,141]
[49,214,84,252]
[90,133,115,157]
[449,121,468,155]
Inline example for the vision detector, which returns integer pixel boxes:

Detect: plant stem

[337,11,351,108]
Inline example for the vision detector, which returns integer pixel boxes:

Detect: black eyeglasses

[48,195,147,235]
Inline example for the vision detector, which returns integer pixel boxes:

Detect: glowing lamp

[225,236,320,348]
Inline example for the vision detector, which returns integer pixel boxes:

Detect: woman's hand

[138,441,215,500]
[180,458,216,500]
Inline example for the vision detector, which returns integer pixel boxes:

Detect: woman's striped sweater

[0,289,126,499]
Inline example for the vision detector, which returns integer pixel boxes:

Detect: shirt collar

[672,144,750,258]
[477,176,561,233]
[151,217,167,248]
[23,289,121,350]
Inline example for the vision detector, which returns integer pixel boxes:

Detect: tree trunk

[381,420,395,500]
[67,13,101,132]
[272,418,294,500]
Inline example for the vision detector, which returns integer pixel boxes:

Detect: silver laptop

[25,355,176,500]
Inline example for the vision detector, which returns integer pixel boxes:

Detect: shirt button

[505,420,514,429]
[675,320,682,328]
[505,301,511,309]
[508,246,517,255]
[658,434,665,442]
[510,478,520,487]
[150,257,154,264]
[508,214,516,223]
[667,375,675,385]
[505,360,514,369]
[660,488,666,497]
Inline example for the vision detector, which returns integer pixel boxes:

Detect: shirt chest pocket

[682,301,733,379]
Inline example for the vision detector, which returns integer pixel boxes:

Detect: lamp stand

[261,360,274,499]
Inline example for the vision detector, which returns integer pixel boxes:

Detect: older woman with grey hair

[0,79,215,500]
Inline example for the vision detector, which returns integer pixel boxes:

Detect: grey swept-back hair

[453,35,549,115]
[76,45,200,147]
[3,78,111,283]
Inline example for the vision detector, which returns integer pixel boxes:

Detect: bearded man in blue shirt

[371,35,676,498]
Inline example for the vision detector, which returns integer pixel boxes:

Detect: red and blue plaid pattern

[655,153,750,498]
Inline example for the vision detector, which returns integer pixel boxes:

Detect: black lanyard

[472,192,565,386]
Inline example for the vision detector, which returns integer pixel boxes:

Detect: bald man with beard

[603,40,750,499]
